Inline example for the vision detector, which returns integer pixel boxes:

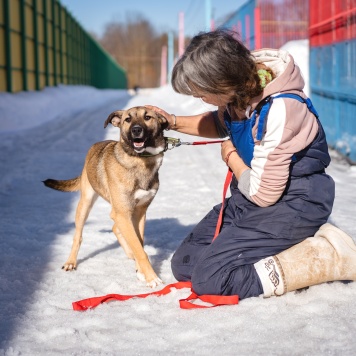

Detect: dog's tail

[43,176,81,192]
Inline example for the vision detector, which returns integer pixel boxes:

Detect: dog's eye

[144,115,152,121]
[124,117,131,123]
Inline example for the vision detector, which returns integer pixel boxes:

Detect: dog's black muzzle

[131,125,144,138]
[130,124,147,152]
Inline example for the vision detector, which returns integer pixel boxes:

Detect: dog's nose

[131,125,143,137]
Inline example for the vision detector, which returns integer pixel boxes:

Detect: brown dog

[43,106,169,287]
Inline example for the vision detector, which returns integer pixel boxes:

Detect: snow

[1,41,356,355]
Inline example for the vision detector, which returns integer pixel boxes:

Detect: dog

[43,106,169,287]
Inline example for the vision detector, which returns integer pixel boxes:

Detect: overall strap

[273,93,319,118]
[251,93,319,141]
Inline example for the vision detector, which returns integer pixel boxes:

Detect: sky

[1,40,356,354]
[59,0,247,38]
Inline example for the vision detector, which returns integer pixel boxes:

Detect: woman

[147,30,356,299]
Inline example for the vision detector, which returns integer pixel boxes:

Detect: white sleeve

[237,168,252,201]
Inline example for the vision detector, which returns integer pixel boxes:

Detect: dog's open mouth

[133,139,146,152]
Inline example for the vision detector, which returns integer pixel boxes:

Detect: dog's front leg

[133,206,149,281]
[111,210,162,288]
[112,224,134,260]
[134,205,147,247]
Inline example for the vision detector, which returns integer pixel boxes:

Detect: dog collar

[137,146,166,157]
[136,137,180,157]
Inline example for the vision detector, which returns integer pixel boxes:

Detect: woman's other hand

[221,140,249,179]
[221,140,237,164]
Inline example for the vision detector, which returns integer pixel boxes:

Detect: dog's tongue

[134,141,145,148]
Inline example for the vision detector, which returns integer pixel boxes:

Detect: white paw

[136,271,163,287]
[146,277,163,288]
[62,263,76,271]
[136,271,146,282]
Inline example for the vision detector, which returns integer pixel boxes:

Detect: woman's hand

[221,140,237,165]
[145,105,175,129]
[221,140,249,179]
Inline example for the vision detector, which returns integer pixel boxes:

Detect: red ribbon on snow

[72,281,238,311]
[73,169,237,311]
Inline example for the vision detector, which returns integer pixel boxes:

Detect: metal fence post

[33,0,40,90]
[4,0,12,92]
[43,0,49,86]
[58,3,64,84]
[20,0,27,91]
[52,0,57,86]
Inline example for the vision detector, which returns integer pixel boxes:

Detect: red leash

[213,169,233,240]
[189,140,227,145]
[165,137,226,150]
[72,280,238,311]
[73,282,191,311]
[72,143,237,310]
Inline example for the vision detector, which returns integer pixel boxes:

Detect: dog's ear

[104,111,123,128]
[156,112,170,131]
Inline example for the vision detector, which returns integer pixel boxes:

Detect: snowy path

[1,86,356,355]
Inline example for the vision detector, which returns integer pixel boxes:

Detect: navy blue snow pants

[171,172,335,300]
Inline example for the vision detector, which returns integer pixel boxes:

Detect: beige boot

[254,223,356,297]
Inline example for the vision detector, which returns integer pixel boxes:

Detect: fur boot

[254,223,356,297]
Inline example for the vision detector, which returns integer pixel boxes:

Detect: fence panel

[0,0,127,93]
[219,0,256,49]
[310,0,356,162]
[219,0,308,50]
[259,0,308,49]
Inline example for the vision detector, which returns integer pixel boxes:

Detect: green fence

[0,0,127,92]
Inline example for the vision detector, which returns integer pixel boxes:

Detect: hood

[249,48,306,110]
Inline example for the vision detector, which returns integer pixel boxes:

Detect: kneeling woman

[147,29,356,299]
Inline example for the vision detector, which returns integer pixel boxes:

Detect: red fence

[220,0,309,50]
[310,0,356,46]
[257,0,309,49]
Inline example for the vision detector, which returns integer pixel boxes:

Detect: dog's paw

[62,262,77,271]
[136,271,163,288]
[136,271,146,282]
[146,277,163,288]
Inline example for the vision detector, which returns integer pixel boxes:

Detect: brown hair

[172,29,266,111]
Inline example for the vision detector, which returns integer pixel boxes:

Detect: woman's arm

[145,105,221,138]
[174,111,219,137]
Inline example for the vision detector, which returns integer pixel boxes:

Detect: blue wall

[219,0,256,49]
[310,39,356,162]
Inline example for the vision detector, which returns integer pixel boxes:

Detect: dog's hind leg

[62,172,98,271]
